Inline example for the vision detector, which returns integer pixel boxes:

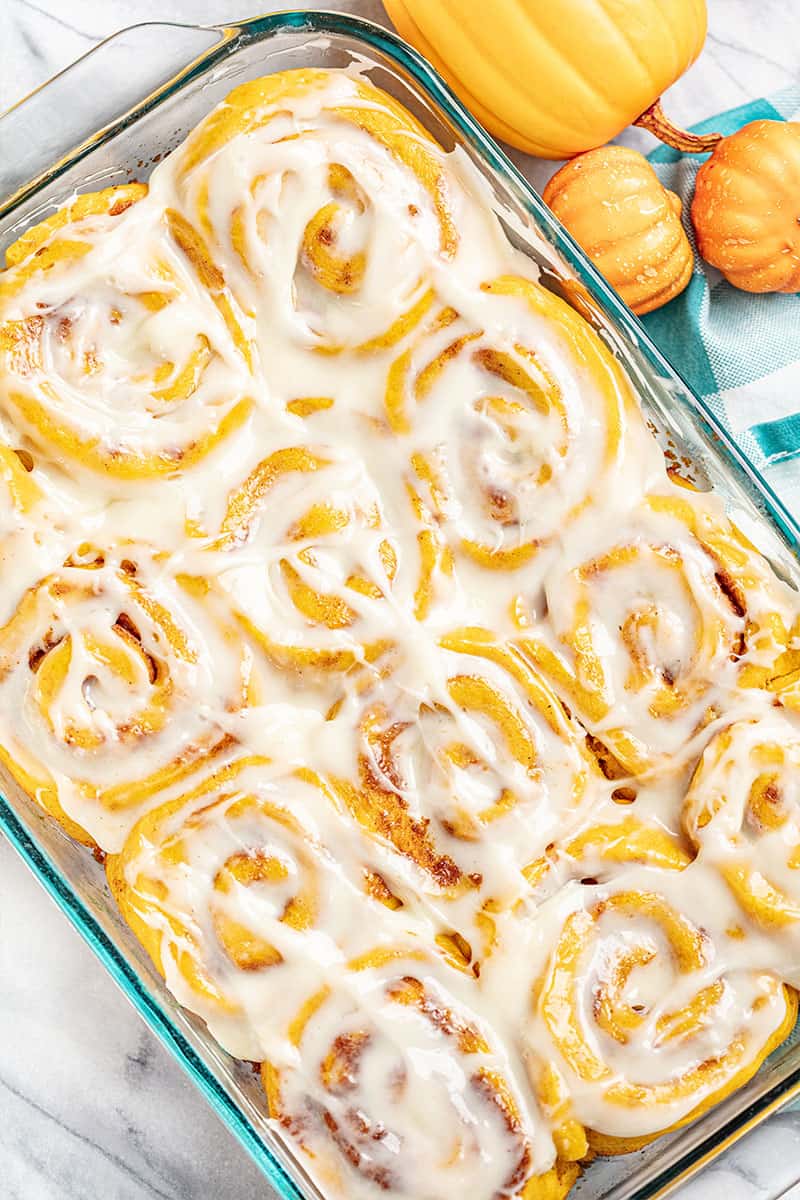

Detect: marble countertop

[1,2,799,1197]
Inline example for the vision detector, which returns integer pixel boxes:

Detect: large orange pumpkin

[691,120,800,293]
[382,0,710,158]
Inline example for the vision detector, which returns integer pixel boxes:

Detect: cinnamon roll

[330,629,598,921]
[210,444,398,674]
[530,868,797,1153]
[388,274,659,575]
[517,489,793,776]
[170,69,456,355]
[0,184,253,489]
[106,755,429,1058]
[262,945,578,1200]
[0,543,255,848]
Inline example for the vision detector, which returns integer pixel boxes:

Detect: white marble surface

[1,2,800,1197]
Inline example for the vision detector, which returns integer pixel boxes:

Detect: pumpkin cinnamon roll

[0,542,256,849]
[329,628,598,940]
[170,69,456,355]
[210,445,398,673]
[262,944,577,1200]
[517,488,793,777]
[530,868,797,1153]
[0,184,253,488]
[684,711,800,962]
[107,756,423,1059]
[386,273,657,575]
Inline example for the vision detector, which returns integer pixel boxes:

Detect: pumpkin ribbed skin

[691,120,800,294]
[382,0,707,158]
[543,146,693,315]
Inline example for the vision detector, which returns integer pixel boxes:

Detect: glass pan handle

[0,22,226,207]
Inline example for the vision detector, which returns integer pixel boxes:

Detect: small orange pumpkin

[691,120,800,293]
[543,146,693,315]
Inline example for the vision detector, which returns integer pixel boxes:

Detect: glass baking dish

[2,11,800,1200]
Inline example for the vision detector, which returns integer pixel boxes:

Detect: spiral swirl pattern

[332,630,595,915]
[0,186,253,490]
[531,869,797,1151]
[107,755,427,1057]
[171,70,456,355]
[0,543,254,849]
[386,275,650,574]
[517,491,793,777]
[262,945,575,1200]
[211,445,398,673]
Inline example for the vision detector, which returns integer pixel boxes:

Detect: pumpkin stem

[634,100,722,154]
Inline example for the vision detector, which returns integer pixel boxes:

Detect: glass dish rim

[2,10,800,1200]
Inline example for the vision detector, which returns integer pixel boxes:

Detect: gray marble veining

[1,2,799,1197]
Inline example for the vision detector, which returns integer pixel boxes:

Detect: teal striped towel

[643,88,800,522]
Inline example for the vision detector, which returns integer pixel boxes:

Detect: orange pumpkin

[691,120,800,293]
[543,146,693,315]
[382,0,717,158]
